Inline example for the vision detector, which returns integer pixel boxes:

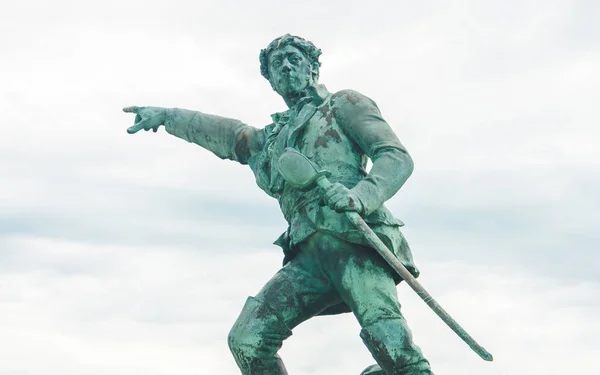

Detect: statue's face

[268,45,314,99]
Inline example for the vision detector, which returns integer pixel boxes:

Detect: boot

[361,363,384,375]
[360,318,434,375]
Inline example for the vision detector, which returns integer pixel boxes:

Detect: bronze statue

[124,34,492,375]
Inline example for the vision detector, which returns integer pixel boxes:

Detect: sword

[277,147,494,362]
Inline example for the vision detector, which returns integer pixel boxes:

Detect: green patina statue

[124,34,434,375]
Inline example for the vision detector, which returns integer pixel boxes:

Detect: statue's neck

[283,92,304,108]
[282,83,322,109]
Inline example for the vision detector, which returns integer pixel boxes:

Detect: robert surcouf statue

[124,34,434,375]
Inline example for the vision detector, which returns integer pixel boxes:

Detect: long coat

[164,84,420,283]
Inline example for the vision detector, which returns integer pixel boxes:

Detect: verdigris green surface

[125,34,433,375]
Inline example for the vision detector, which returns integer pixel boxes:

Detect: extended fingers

[127,119,150,134]
[124,106,154,134]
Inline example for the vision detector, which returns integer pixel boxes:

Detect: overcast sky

[1,0,599,374]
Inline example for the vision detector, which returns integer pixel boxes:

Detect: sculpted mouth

[279,77,297,87]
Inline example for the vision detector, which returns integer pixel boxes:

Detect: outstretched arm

[123,106,265,164]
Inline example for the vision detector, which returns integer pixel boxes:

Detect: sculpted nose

[281,61,292,73]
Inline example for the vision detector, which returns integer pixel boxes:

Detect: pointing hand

[123,106,167,134]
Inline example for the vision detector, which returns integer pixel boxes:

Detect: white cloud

[1,236,598,374]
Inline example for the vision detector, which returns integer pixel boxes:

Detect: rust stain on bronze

[235,128,252,162]
[315,136,329,148]
[319,104,334,126]
[344,91,361,105]
[325,128,341,143]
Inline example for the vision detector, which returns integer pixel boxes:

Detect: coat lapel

[286,101,318,149]
[256,84,331,196]
[286,84,331,148]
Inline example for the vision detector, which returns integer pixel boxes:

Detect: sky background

[1,0,599,374]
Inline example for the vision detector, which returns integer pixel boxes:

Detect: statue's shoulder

[331,89,368,100]
[330,89,380,121]
[331,89,377,109]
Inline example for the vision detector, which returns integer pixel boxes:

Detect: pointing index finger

[123,106,139,113]
[127,118,150,134]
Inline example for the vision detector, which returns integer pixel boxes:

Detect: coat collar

[269,84,331,126]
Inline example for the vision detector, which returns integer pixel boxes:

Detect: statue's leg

[319,234,434,375]
[228,236,338,375]
[228,296,291,375]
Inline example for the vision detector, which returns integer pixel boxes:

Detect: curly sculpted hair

[259,34,322,82]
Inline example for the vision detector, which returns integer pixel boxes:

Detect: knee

[361,317,415,349]
[355,296,403,328]
[226,322,246,356]
[227,297,292,359]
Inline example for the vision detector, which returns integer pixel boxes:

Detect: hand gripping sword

[277,147,494,362]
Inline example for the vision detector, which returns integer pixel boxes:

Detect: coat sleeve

[332,90,414,216]
[164,108,266,165]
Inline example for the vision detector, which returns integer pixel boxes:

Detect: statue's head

[259,34,322,101]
